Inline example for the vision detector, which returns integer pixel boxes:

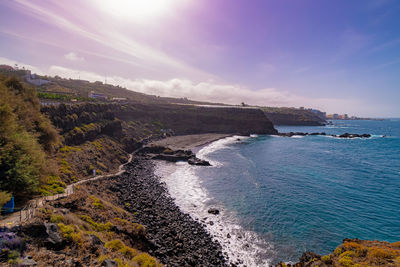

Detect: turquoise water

[195,119,400,264]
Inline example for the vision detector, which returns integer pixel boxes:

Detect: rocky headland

[277,238,400,267]
[137,145,211,166]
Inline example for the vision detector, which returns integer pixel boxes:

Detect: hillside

[1,67,328,127]
[0,76,61,202]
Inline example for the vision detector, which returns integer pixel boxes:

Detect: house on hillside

[111,97,127,101]
[88,91,108,100]
[25,70,50,86]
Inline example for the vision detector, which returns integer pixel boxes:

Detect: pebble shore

[106,157,229,266]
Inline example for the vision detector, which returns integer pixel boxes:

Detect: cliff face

[114,104,278,136]
[262,108,326,126]
[42,103,278,140]
[41,103,276,182]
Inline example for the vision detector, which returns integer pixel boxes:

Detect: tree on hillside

[0,78,60,198]
[0,191,11,209]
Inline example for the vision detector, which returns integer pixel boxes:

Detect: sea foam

[155,135,274,266]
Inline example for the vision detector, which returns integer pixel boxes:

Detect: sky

[0,0,399,117]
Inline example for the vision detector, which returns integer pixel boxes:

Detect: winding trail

[0,153,133,227]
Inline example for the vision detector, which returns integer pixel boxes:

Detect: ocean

[155,119,400,266]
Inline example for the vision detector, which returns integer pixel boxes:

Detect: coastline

[153,134,275,266]
[86,157,228,266]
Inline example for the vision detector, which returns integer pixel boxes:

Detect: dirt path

[0,153,133,228]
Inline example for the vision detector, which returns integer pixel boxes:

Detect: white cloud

[64,52,85,62]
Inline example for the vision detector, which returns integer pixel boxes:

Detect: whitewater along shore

[83,134,239,265]
[138,134,233,166]
[85,157,229,266]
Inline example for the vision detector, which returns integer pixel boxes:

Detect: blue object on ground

[2,196,15,214]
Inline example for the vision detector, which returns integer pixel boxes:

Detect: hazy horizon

[1,0,399,117]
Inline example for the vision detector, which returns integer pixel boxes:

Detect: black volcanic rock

[278,132,372,139]
[188,157,211,166]
[208,208,220,215]
[99,158,228,266]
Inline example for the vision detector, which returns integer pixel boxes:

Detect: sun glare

[98,0,179,22]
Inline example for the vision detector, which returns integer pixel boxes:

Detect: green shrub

[338,256,353,267]
[93,201,105,209]
[368,247,398,259]
[7,250,20,260]
[334,247,343,255]
[132,253,161,267]
[80,215,113,232]
[119,246,138,259]
[39,175,66,196]
[90,195,105,209]
[59,146,81,153]
[92,200,105,209]
[134,224,146,235]
[7,250,20,264]
[321,254,331,262]
[57,223,83,245]
[50,214,65,223]
[340,251,355,258]
[58,223,75,241]
[105,239,125,251]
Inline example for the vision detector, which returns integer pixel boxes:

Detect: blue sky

[0,0,399,117]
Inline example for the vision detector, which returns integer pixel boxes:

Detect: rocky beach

[86,157,229,266]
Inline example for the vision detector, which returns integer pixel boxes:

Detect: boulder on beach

[188,157,211,166]
[208,208,220,215]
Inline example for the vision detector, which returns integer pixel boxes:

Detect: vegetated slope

[0,76,62,201]
[9,185,162,266]
[0,68,223,105]
[262,107,326,126]
[277,238,400,267]
[41,76,219,105]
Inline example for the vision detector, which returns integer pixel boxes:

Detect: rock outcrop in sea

[278,132,372,138]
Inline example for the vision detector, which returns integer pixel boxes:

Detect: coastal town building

[88,91,108,100]
[25,70,50,86]
[112,97,127,101]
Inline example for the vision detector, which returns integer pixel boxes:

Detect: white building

[88,91,108,100]
[25,70,50,86]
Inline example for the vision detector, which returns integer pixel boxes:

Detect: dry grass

[22,186,161,266]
